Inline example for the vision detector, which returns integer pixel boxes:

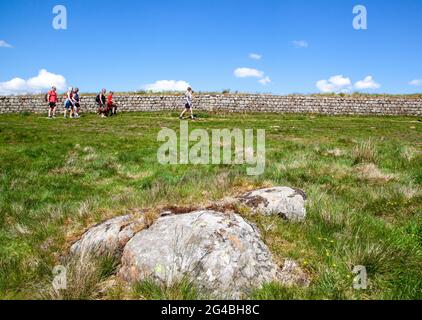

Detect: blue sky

[0,0,421,94]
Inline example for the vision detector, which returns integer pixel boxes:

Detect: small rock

[279,259,310,287]
[240,187,307,221]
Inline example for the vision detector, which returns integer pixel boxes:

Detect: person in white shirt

[179,87,194,120]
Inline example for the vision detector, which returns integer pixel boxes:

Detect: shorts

[49,102,57,109]
[64,100,72,110]
[185,103,192,109]
[75,102,80,109]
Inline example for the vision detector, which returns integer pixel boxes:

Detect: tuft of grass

[42,254,119,300]
[249,282,305,300]
[353,139,377,165]
[132,278,204,300]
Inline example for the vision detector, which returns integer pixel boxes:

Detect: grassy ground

[0,111,421,300]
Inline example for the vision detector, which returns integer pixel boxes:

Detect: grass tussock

[354,163,396,182]
[43,254,119,300]
[353,139,377,165]
[132,278,204,300]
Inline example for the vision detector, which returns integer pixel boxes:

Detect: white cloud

[249,53,262,60]
[409,79,422,86]
[292,40,308,48]
[234,67,271,86]
[258,76,271,85]
[234,68,264,78]
[0,40,13,48]
[316,75,381,93]
[143,80,191,92]
[354,76,381,90]
[0,69,67,95]
[316,75,352,93]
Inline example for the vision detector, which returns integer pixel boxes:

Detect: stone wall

[0,94,421,116]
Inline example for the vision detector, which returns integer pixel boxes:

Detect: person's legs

[100,105,106,118]
[74,103,80,118]
[64,100,71,118]
[98,104,104,117]
[179,109,186,119]
[49,103,57,118]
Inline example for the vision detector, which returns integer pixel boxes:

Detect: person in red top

[107,91,118,116]
[47,86,58,118]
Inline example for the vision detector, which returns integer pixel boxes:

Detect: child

[107,91,118,116]
[179,87,194,120]
[47,86,58,118]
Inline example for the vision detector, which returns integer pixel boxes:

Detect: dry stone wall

[0,94,421,116]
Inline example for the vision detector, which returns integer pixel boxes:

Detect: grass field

[0,111,421,300]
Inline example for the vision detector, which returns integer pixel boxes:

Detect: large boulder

[70,215,144,259]
[118,210,308,299]
[240,187,307,221]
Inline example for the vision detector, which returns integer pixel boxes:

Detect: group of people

[47,86,80,119]
[46,86,194,119]
[46,87,118,119]
[96,89,118,118]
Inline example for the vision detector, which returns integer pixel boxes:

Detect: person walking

[47,86,58,118]
[72,88,81,118]
[63,87,74,119]
[179,87,194,120]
